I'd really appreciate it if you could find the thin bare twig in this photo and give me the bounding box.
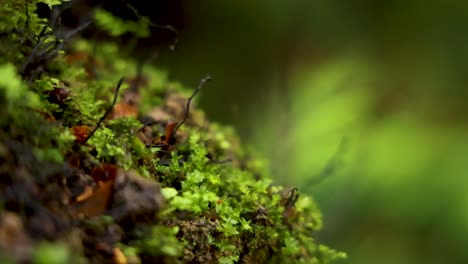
[172,74,212,137]
[132,74,211,140]
[119,0,179,50]
[83,77,126,145]
[21,20,91,77]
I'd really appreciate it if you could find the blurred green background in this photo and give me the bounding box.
[152,1,468,263]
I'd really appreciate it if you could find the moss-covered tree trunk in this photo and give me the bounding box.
[0,1,345,263]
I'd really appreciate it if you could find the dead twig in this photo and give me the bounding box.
[20,21,92,78]
[171,74,211,138]
[119,0,179,50]
[83,77,126,145]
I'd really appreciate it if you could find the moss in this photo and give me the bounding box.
[0,2,346,263]
[33,241,85,264]
[94,8,151,38]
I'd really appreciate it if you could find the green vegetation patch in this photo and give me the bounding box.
[0,1,345,263]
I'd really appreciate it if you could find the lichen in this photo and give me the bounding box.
[0,1,346,263]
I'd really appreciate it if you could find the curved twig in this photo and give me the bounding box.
[172,74,212,137]
[119,0,179,50]
[83,77,126,145]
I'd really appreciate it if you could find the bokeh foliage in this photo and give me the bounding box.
[155,1,468,263]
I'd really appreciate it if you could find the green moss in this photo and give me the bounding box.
[33,242,84,264]
[94,8,151,38]
[132,226,183,258]
[0,2,345,263]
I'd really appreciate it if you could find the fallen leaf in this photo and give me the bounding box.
[71,179,115,219]
[71,168,164,224]
[75,185,94,202]
[113,247,127,264]
[164,121,177,144]
[91,163,119,182]
[70,125,92,144]
[107,103,138,119]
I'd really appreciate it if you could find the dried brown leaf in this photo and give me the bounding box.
[107,103,138,119]
[70,125,92,144]
[71,179,115,219]
[113,247,127,264]
[75,185,94,203]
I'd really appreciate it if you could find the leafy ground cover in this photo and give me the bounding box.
[0,1,345,263]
